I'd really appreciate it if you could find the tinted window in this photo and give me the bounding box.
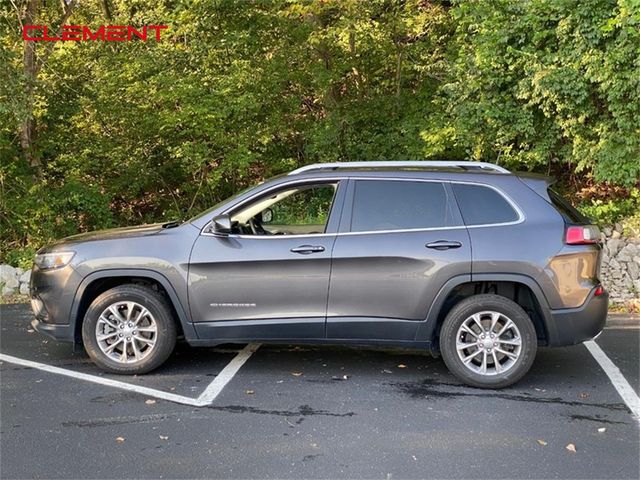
[351,180,451,232]
[548,188,589,224]
[452,183,519,226]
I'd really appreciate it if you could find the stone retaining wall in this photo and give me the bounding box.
[0,265,31,296]
[600,226,640,307]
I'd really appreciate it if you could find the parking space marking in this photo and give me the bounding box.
[196,343,260,404]
[0,353,202,406]
[584,340,640,423]
[0,343,260,407]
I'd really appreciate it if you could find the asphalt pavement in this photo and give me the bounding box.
[1,303,638,479]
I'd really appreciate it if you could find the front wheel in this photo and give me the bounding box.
[82,284,177,374]
[440,294,537,389]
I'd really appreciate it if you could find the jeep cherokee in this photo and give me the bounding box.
[29,161,608,388]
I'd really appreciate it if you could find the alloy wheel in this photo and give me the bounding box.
[95,301,158,364]
[455,311,522,376]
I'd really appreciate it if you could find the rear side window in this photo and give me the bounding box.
[452,183,519,226]
[350,180,453,232]
[547,188,589,224]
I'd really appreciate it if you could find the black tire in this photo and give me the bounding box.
[439,294,537,389]
[82,284,177,374]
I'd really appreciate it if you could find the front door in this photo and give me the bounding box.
[189,180,343,341]
[327,179,472,341]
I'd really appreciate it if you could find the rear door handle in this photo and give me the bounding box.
[290,245,326,254]
[426,240,462,250]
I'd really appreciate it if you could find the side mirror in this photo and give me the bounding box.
[261,208,273,224]
[211,214,232,235]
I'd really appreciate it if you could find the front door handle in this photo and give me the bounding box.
[426,240,462,250]
[290,245,325,254]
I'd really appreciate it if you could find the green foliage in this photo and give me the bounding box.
[1,0,639,264]
[445,0,640,184]
[579,188,639,224]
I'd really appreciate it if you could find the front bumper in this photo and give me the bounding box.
[547,287,609,347]
[31,318,75,342]
[29,263,83,342]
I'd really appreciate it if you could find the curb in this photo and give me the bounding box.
[606,313,640,327]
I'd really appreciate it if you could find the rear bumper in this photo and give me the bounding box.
[546,288,608,347]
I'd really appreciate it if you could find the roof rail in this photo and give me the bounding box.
[288,161,510,175]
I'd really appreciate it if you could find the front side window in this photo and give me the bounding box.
[230,182,337,235]
[350,180,452,232]
[452,183,519,226]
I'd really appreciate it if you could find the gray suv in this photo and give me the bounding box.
[29,161,608,388]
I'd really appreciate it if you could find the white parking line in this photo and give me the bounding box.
[196,343,260,404]
[584,340,640,423]
[0,343,260,407]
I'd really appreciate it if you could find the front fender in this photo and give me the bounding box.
[70,268,198,342]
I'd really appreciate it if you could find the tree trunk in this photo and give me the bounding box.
[18,0,77,177]
[100,0,112,21]
[20,0,40,175]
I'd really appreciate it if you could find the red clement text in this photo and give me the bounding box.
[23,25,168,42]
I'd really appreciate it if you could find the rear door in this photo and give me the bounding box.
[326,178,471,341]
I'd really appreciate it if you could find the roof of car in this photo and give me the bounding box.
[288,161,511,175]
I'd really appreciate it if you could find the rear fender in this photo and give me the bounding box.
[416,273,555,346]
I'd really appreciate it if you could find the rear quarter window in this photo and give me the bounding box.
[452,183,520,226]
[547,188,589,224]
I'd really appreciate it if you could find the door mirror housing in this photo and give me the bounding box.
[210,214,232,235]
[261,208,273,224]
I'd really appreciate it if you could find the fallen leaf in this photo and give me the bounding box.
[566,443,577,453]
[291,372,303,377]
[397,364,407,369]
[597,427,606,433]
[145,399,156,405]
[537,440,548,446]
[245,389,255,395]
[116,437,125,443]
[159,435,169,440]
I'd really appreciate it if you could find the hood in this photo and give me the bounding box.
[41,223,169,251]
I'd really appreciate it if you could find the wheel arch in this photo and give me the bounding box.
[417,273,556,350]
[71,269,197,343]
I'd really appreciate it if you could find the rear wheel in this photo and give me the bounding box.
[82,284,177,374]
[440,294,537,388]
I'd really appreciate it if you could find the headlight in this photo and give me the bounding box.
[34,252,75,270]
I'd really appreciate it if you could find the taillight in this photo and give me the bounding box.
[565,225,600,245]
[594,286,605,296]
